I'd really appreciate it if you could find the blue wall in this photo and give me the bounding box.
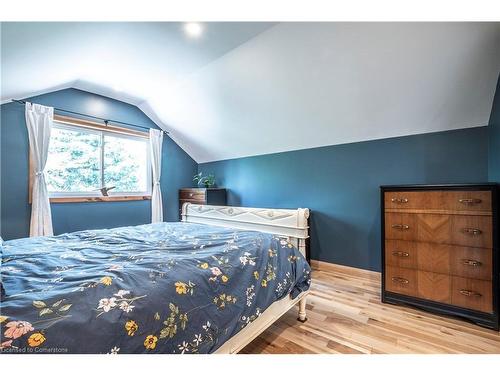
[200,127,489,271]
[1,86,497,272]
[1,88,197,240]
[489,76,500,182]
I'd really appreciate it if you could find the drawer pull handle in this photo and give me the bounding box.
[391,277,409,284]
[189,193,194,197]
[391,224,410,230]
[459,289,482,298]
[392,251,410,258]
[461,228,482,236]
[461,259,482,267]
[391,198,408,204]
[458,198,482,205]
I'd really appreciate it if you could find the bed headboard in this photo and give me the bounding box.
[181,203,310,257]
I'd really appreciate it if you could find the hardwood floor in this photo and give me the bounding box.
[240,262,500,354]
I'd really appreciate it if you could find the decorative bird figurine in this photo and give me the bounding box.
[99,186,116,196]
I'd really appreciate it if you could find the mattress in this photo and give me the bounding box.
[0,222,311,353]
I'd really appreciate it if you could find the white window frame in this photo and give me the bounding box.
[46,120,152,199]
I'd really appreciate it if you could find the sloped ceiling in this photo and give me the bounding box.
[0,22,275,136]
[2,22,500,163]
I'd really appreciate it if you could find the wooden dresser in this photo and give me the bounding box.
[381,184,499,329]
[178,188,227,217]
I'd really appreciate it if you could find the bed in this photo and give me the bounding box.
[0,203,311,354]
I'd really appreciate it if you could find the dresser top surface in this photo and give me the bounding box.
[179,188,226,191]
[381,183,498,191]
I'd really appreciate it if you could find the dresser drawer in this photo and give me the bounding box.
[385,213,492,248]
[385,240,492,280]
[417,271,451,304]
[385,240,419,269]
[385,240,451,274]
[386,266,453,304]
[451,276,493,313]
[179,190,206,201]
[385,190,491,212]
[387,269,493,313]
[387,267,452,304]
[451,215,492,248]
[385,266,417,297]
[450,246,492,281]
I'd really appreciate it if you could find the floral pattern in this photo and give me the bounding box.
[144,335,158,350]
[109,346,120,354]
[245,285,256,307]
[4,321,33,339]
[175,281,195,295]
[125,320,138,336]
[27,333,46,347]
[95,291,146,317]
[158,303,188,340]
[1,222,310,353]
[100,276,113,286]
[213,294,237,310]
[241,308,262,329]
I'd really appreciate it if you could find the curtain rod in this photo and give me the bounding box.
[11,99,169,135]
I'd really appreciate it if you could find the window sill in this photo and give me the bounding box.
[49,195,152,203]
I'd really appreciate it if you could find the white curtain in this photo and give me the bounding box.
[149,129,164,223]
[25,102,54,237]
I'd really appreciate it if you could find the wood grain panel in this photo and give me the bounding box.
[451,277,493,313]
[450,215,492,248]
[387,267,452,304]
[416,213,452,244]
[179,189,207,200]
[450,247,492,281]
[385,208,491,216]
[387,267,494,307]
[385,240,492,280]
[415,242,450,274]
[385,241,451,275]
[384,213,417,241]
[385,212,492,248]
[385,191,492,212]
[385,266,417,297]
[384,240,418,269]
[417,271,451,304]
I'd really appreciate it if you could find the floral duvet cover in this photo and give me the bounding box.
[0,222,311,354]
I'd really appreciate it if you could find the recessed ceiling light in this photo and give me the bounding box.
[184,22,203,38]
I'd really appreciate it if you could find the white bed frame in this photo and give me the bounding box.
[181,203,310,354]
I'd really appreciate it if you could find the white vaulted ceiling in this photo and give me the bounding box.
[1,22,500,162]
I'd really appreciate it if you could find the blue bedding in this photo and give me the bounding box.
[0,222,311,354]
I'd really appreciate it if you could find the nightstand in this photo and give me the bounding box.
[178,188,227,218]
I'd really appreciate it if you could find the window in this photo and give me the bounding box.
[30,115,152,203]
